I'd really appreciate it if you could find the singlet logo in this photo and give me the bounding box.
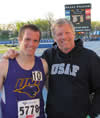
[51,63,79,77]
[14,71,43,98]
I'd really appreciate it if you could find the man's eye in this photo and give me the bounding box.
[57,33,62,36]
[65,32,71,35]
[33,40,39,43]
[25,38,30,41]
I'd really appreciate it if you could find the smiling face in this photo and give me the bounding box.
[54,24,75,54]
[18,28,40,56]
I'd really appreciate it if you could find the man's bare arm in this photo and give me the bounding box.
[41,58,49,90]
[0,59,8,89]
[41,58,48,76]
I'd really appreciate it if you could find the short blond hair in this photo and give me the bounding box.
[51,18,75,38]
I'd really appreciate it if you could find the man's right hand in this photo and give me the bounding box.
[2,49,19,59]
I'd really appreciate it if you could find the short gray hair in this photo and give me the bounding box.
[51,18,75,37]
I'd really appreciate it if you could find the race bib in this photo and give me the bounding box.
[32,71,43,81]
[18,99,40,118]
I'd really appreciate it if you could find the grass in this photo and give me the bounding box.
[0,44,19,54]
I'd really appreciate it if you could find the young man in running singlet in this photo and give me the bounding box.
[0,24,48,118]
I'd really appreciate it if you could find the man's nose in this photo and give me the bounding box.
[29,40,35,46]
[62,33,66,40]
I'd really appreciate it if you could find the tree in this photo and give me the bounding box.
[45,12,55,38]
[15,22,26,32]
[91,21,100,31]
[33,19,50,39]
[33,19,49,31]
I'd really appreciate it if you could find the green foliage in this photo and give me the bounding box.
[16,22,26,32]
[0,44,19,54]
[91,21,100,31]
[15,19,52,39]
[0,30,9,40]
[26,20,34,24]
[33,19,49,31]
[15,19,50,33]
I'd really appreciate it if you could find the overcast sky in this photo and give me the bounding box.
[0,0,99,24]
